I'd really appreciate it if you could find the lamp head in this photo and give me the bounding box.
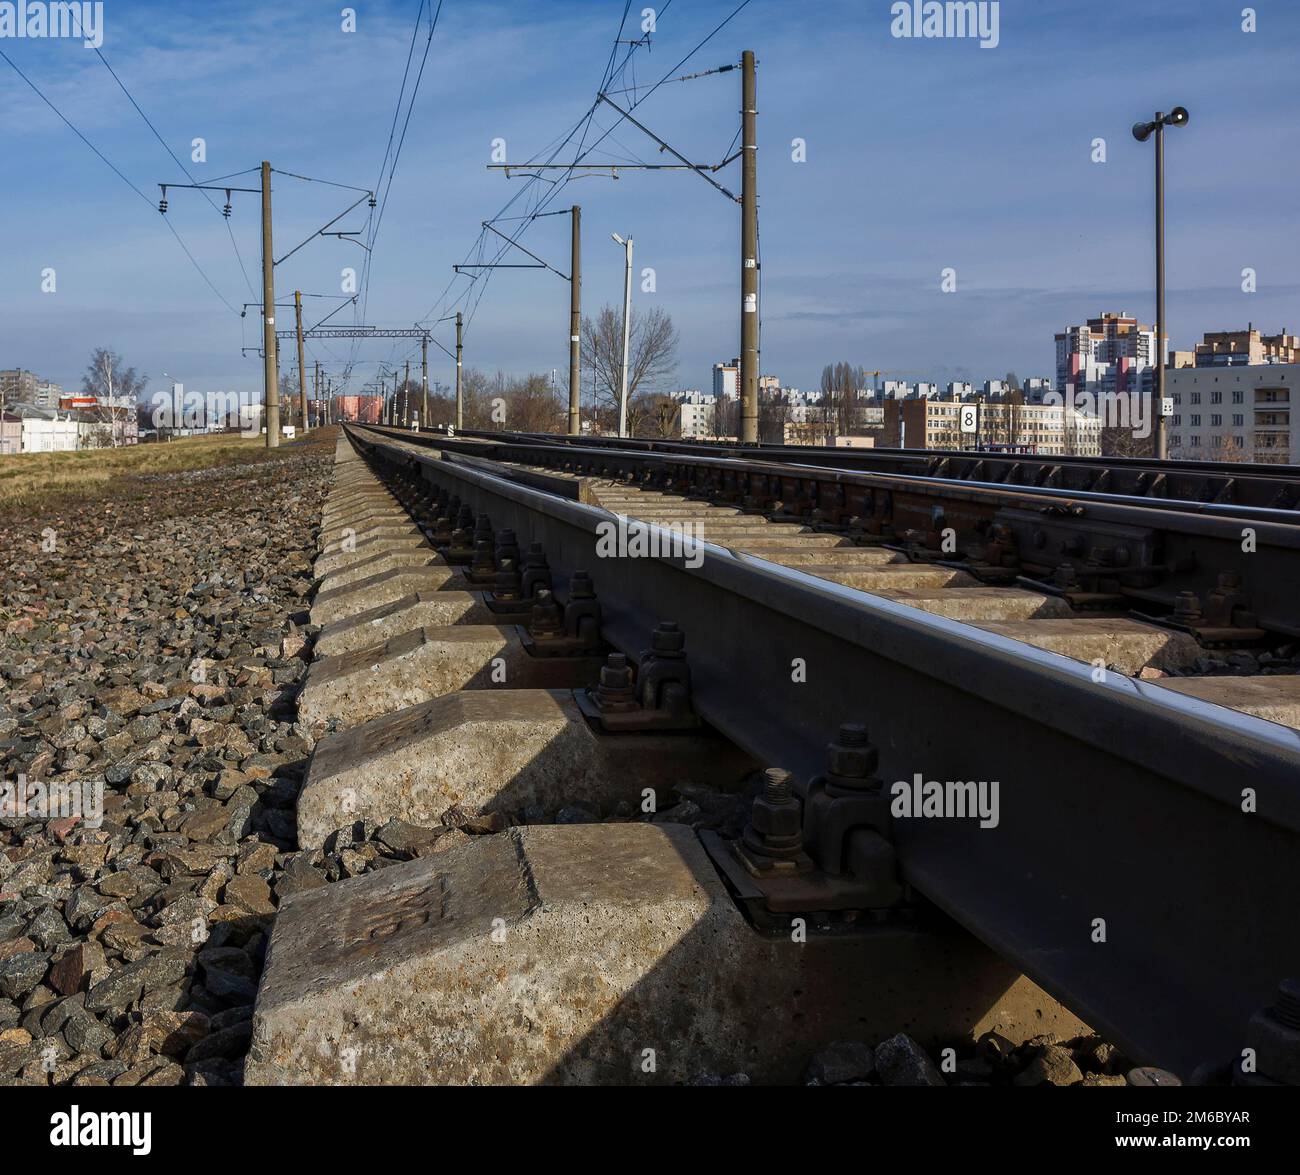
[611,233,626,246]
[1168,105,1189,127]
[1132,120,1154,143]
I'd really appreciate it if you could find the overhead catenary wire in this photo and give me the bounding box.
[0,46,242,317]
[444,0,753,350]
[93,46,258,300]
[356,0,446,362]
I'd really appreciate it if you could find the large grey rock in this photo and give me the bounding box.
[0,951,49,999]
[875,1033,946,1087]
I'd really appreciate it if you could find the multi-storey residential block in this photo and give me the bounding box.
[35,381,64,408]
[712,360,739,398]
[1193,325,1300,367]
[882,398,1101,455]
[677,392,718,438]
[0,368,39,406]
[1055,312,1158,400]
[1166,363,1296,463]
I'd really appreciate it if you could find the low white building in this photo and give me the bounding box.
[18,407,79,452]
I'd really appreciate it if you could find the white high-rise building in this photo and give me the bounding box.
[712,360,739,399]
[1055,312,1158,400]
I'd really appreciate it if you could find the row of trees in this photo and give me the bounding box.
[379,303,682,437]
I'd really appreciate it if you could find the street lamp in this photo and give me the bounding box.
[611,232,633,437]
[1133,105,1189,461]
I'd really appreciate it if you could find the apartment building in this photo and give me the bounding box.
[35,381,64,408]
[882,398,1102,455]
[0,368,38,405]
[1055,312,1158,400]
[712,360,739,398]
[1192,325,1300,368]
[676,392,717,438]
[1166,363,1296,463]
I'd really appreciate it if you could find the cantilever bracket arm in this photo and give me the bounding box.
[479,220,571,281]
[596,92,739,202]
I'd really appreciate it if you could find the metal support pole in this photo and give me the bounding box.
[740,50,759,445]
[618,236,633,437]
[404,360,411,427]
[455,312,463,431]
[294,290,307,433]
[421,335,429,430]
[1154,119,1168,461]
[261,161,279,447]
[569,204,582,435]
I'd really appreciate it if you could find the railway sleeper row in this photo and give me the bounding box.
[244,433,1112,1086]
[245,431,1300,1086]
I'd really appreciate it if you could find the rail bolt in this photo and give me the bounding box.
[743,768,804,859]
[1173,591,1202,623]
[826,723,878,783]
[594,653,638,712]
[648,620,686,657]
[529,590,564,637]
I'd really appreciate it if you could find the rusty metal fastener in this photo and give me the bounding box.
[594,653,638,713]
[742,768,805,862]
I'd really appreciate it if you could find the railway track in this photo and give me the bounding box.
[245,426,1300,1086]
[445,425,1300,511]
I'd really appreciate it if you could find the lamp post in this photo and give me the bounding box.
[611,232,633,437]
[1133,106,1189,461]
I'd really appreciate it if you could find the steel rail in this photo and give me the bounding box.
[365,424,1300,636]
[346,424,1300,1081]
[369,424,1300,526]
[440,425,1300,511]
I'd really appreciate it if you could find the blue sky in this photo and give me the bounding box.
[1,0,1297,402]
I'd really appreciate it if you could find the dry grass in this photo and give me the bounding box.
[0,430,333,510]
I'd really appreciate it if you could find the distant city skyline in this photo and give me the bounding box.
[2,0,1297,402]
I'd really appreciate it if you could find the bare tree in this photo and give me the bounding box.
[82,348,147,446]
[635,392,680,439]
[458,368,495,430]
[758,388,793,443]
[1213,434,1252,463]
[503,373,565,434]
[819,361,863,438]
[1100,426,1155,458]
[581,305,677,434]
[277,371,304,431]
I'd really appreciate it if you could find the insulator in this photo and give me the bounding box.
[223,189,232,218]
[158,199,168,213]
